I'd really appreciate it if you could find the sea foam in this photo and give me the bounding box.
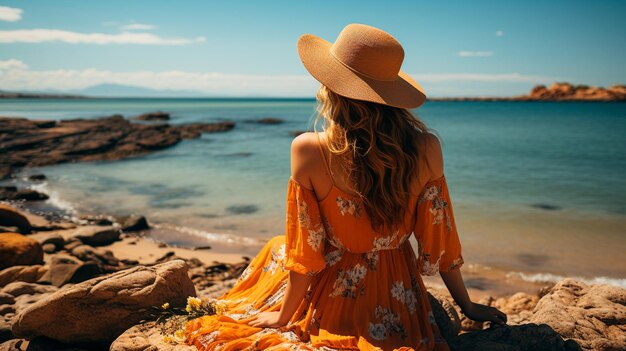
[506,271,626,289]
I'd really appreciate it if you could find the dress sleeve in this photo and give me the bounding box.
[414,175,464,276]
[284,177,327,275]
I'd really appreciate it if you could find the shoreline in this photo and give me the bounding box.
[0,175,598,301]
[6,165,625,298]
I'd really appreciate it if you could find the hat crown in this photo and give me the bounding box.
[329,24,404,81]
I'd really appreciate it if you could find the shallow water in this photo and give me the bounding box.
[2,98,625,289]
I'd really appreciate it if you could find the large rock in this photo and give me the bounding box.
[11,260,196,344]
[530,279,626,351]
[0,233,43,270]
[37,254,101,287]
[70,226,120,246]
[1,282,57,297]
[0,265,47,287]
[0,205,32,234]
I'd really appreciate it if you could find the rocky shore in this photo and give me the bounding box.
[430,82,626,102]
[0,113,236,180]
[1,114,625,350]
[0,201,624,350]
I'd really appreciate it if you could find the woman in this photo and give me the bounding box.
[185,23,507,351]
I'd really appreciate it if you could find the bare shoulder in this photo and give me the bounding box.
[290,131,320,156]
[419,131,444,180]
[290,132,321,187]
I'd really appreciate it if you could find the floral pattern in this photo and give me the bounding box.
[262,243,285,274]
[418,184,452,231]
[336,196,362,217]
[390,281,417,313]
[367,305,407,341]
[329,263,368,298]
[297,199,326,252]
[324,249,343,267]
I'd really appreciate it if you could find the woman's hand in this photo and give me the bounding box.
[463,302,508,326]
[247,311,289,328]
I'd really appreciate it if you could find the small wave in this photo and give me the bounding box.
[506,271,626,289]
[28,182,78,216]
[153,223,262,247]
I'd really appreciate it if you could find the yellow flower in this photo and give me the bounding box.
[175,329,186,341]
[214,300,227,315]
[161,302,170,310]
[162,335,176,344]
[186,296,202,313]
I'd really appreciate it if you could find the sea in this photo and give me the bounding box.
[1,98,625,293]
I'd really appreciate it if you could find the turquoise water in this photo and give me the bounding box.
[2,99,625,284]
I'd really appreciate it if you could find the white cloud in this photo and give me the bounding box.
[0,59,27,70]
[458,51,494,57]
[120,23,157,31]
[0,60,560,96]
[0,29,204,45]
[496,30,504,37]
[0,6,22,22]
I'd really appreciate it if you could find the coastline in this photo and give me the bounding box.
[2,113,625,296]
[1,112,625,349]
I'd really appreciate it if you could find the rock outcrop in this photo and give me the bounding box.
[527,83,626,101]
[529,279,626,350]
[429,82,626,102]
[11,260,196,344]
[0,115,236,179]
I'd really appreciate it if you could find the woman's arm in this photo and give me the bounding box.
[440,268,508,325]
[248,270,312,328]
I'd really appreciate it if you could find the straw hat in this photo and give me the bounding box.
[297,23,426,109]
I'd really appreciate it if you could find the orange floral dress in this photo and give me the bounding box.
[185,140,464,351]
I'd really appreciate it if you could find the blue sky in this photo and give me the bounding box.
[0,0,624,97]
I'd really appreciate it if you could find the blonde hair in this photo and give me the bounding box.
[313,85,433,234]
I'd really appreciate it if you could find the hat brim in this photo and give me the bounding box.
[297,34,427,109]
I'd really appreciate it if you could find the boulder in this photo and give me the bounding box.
[0,234,43,270]
[0,266,47,287]
[37,254,101,287]
[0,188,49,202]
[257,117,284,124]
[28,233,65,250]
[1,282,57,297]
[115,214,150,232]
[530,278,626,350]
[132,111,170,121]
[70,226,120,246]
[70,245,120,267]
[11,260,196,344]
[0,205,32,234]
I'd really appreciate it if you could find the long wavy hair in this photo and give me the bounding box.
[313,85,434,234]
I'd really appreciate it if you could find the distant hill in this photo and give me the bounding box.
[73,83,207,98]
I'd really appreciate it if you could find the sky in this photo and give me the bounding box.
[0,0,625,97]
